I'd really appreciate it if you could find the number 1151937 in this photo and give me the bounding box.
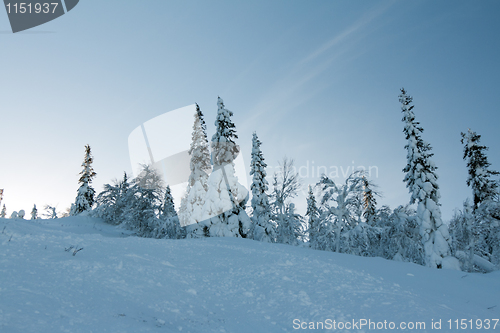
[448,319,498,330]
[5,3,59,14]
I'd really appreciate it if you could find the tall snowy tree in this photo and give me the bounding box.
[249,132,275,242]
[180,104,211,237]
[1,204,6,218]
[400,88,454,269]
[201,97,251,238]
[30,204,38,220]
[70,144,97,215]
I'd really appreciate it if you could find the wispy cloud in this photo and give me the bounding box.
[245,1,396,130]
[300,1,396,66]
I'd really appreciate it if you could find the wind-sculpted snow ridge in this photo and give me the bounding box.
[1,217,499,332]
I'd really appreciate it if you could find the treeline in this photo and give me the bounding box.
[65,92,498,273]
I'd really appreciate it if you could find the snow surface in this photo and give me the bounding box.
[1,217,499,333]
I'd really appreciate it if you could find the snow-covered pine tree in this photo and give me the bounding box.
[122,184,160,237]
[70,144,97,216]
[94,182,121,223]
[336,176,382,257]
[400,88,454,269]
[116,172,132,223]
[180,104,211,238]
[201,97,251,238]
[276,203,305,245]
[157,185,184,239]
[30,204,38,220]
[123,165,164,236]
[383,205,424,264]
[362,177,377,225]
[249,132,275,242]
[318,172,363,253]
[134,164,165,191]
[1,204,6,218]
[449,199,476,270]
[94,172,132,225]
[271,157,301,242]
[306,185,321,249]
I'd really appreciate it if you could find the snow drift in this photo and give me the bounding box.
[1,217,499,332]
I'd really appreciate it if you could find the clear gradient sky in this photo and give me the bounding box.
[1,0,499,220]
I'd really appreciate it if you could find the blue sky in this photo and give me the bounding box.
[1,0,499,220]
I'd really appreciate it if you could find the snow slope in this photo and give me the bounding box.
[1,217,499,333]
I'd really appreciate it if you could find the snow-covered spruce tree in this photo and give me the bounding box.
[180,104,211,238]
[400,88,454,269]
[30,204,38,220]
[249,132,275,242]
[156,185,185,239]
[461,129,499,210]
[1,204,6,218]
[362,177,378,225]
[201,97,251,238]
[306,185,321,250]
[70,144,97,215]
[460,129,500,270]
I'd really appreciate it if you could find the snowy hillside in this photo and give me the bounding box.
[1,217,499,333]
